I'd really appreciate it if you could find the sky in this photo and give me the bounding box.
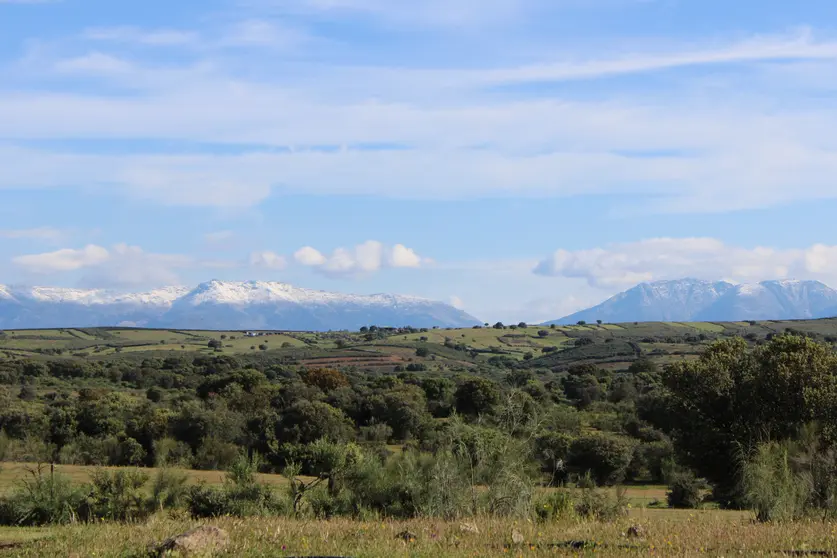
[3,0,837,323]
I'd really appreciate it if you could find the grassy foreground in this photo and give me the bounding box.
[4,512,837,557]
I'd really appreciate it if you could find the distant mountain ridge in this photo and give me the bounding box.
[547,279,837,325]
[0,280,481,331]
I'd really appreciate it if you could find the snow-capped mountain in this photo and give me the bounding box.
[0,280,481,331]
[546,279,837,325]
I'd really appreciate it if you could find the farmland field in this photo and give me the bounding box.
[3,318,837,372]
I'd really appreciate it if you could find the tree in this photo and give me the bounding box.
[302,368,350,392]
[596,320,603,325]
[454,377,500,416]
[537,330,550,338]
[275,400,354,445]
[415,347,430,358]
[518,322,527,328]
[569,433,636,485]
[577,321,587,326]
[562,374,605,408]
[493,322,505,330]
[207,339,222,349]
[644,335,837,508]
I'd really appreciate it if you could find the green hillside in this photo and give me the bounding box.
[3,318,837,373]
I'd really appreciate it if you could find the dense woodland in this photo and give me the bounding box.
[3,326,837,524]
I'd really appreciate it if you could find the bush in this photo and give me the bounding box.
[86,468,150,522]
[0,465,87,526]
[573,474,629,521]
[666,473,703,509]
[149,468,189,512]
[741,441,810,522]
[188,453,289,518]
[533,490,573,522]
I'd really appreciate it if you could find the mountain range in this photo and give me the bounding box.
[549,279,837,325]
[0,280,481,331]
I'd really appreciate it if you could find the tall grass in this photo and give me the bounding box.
[741,440,815,522]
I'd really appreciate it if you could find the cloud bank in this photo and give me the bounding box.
[535,238,837,288]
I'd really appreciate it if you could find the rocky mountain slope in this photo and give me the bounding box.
[0,280,481,331]
[548,279,837,325]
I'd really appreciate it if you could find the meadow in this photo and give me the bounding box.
[10,512,834,557]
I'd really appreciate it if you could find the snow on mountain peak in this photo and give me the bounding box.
[549,277,837,324]
[736,283,767,296]
[183,280,430,307]
[9,285,190,306]
[0,281,478,330]
[0,285,14,301]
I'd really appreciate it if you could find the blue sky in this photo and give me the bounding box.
[3,0,837,323]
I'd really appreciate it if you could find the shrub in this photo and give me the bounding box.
[149,468,189,512]
[0,465,87,526]
[741,441,811,522]
[534,490,574,522]
[193,436,240,470]
[86,468,150,522]
[573,474,629,521]
[666,473,704,509]
[188,454,289,518]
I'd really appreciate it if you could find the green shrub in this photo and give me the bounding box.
[85,468,150,522]
[573,473,628,521]
[149,468,189,512]
[666,473,704,509]
[0,465,87,526]
[187,453,289,518]
[534,490,574,522]
[742,441,811,522]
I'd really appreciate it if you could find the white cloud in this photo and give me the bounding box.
[0,227,65,241]
[449,295,464,309]
[5,35,837,211]
[4,15,837,216]
[535,238,837,288]
[389,244,422,268]
[294,241,425,277]
[249,250,287,269]
[13,244,110,273]
[251,0,527,27]
[54,52,134,74]
[83,26,198,46]
[11,243,198,288]
[219,19,312,49]
[293,246,327,266]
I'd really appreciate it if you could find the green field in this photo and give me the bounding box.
[4,318,837,373]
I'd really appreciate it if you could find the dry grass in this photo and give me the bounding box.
[8,511,837,557]
[0,462,296,496]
